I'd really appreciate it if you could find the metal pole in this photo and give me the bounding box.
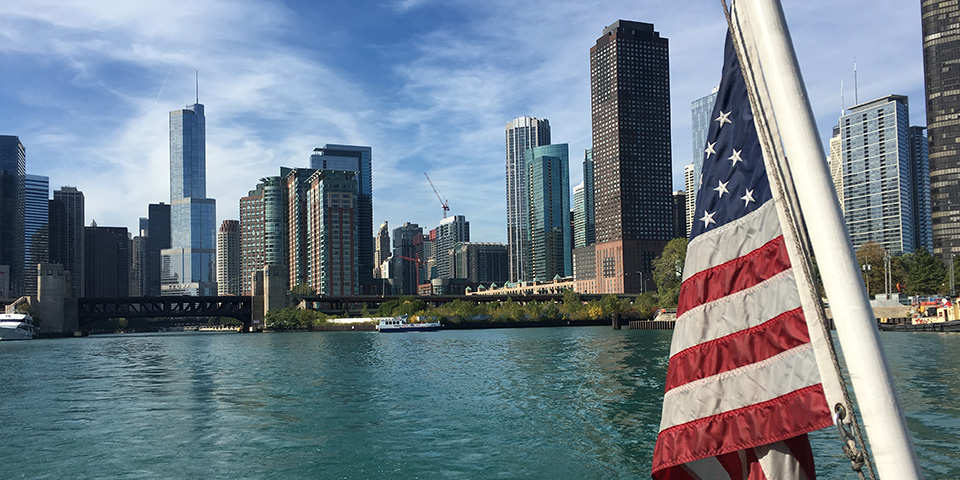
[729,1,921,478]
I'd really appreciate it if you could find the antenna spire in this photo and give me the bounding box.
[853,57,858,105]
[195,70,199,104]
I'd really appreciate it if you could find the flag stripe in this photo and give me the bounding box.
[652,384,832,472]
[665,307,809,391]
[683,201,782,282]
[660,344,821,430]
[670,269,802,356]
[677,235,791,315]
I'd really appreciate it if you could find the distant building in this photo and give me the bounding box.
[922,1,960,259]
[582,148,595,247]
[145,203,170,296]
[590,20,672,293]
[573,182,586,249]
[433,215,469,279]
[240,174,287,295]
[84,223,129,297]
[306,170,359,295]
[162,101,217,296]
[286,168,317,291]
[836,95,916,254]
[690,86,719,217]
[450,242,509,285]
[391,222,423,295]
[909,126,933,253]
[525,143,571,281]
[310,145,374,293]
[130,218,147,297]
[374,221,390,279]
[672,190,687,239]
[217,220,241,295]
[505,116,551,283]
[828,125,844,210]
[24,174,49,296]
[683,164,695,237]
[0,136,25,297]
[53,186,84,297]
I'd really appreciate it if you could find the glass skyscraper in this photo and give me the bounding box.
[52,186,84,297]
[162,102,217,296]
[0,135,25,297]
[837,95,915,254]
[909,126,933,253]
[525,143,571,281]
[689,87,719,235]
[24,174,49,296]
[505,116,550,283]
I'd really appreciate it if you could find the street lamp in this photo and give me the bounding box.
[862,263,872,296]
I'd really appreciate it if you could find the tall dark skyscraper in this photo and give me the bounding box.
[0,135,26,298]
[922,1,960,260]
[163,101,217,295]
[505,117,550,283]
[53,186,84,297]
[146,203,171,296]
[590,20,672,294]
[84,224,129,297]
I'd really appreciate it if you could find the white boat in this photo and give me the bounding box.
[375,315,441,333]
[0,313,37,341]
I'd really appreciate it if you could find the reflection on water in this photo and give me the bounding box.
[0,328,957,478]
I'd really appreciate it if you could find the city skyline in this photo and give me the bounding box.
[0,1,925,243]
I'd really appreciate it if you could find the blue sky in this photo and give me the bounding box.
[0,0,924,243]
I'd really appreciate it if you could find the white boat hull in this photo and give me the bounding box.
[0,314,36,340]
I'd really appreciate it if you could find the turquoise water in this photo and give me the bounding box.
[0,327,957,479]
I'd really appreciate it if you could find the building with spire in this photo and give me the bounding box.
[161,95,217,296]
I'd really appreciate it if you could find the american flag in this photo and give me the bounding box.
[651,35,833,479]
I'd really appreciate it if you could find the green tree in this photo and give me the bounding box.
[632,292,658,320]
[653,238,687,308]
[904,248,947,295]
[855,242,887,296]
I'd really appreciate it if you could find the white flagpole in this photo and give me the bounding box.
[728,1,922,478]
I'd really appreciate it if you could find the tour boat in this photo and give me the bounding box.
[0,313,37,340]
[375,315,441,333]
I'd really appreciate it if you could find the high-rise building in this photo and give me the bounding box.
[240,173,287,296]
[450,242,509,285]
[590,20,672,293]
[525,144,571,281]
[836,95,916,254]
[217,220,241,295]
[573,182,587,249]
[24,174,49,296]
[130,220,146,297]
[505,116,551,283]
[683,163,695,237]
[922,0,960,260]
[286,168,318,290]
[144,203,170,297]
[910,126,933,253]
[374,221,390,279]
[84,223,129,297]
[672,191,687,239]
[582,149,596,247]
[306,170,359,295]
[691,87,720,196]
[391,222,423,295]
[162,101,217,296]
[829,125,844,210]
[53,186,84,297]
[310,145,374,293]
[0,136,25,297]
[433,215,469,279]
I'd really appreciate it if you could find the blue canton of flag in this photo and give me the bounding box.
[689,35,772,241]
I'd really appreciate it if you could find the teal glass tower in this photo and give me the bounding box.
[162,101,217,296]
[524,143,571,281]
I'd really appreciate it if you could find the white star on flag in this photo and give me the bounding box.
[705,142,717,158]
[729,149,743,167]
[699,210,716,227]
[741,188,755,207]
[715,110,732,128]
[713,180,729,198]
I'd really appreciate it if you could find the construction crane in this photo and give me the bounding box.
[424,172,450,218]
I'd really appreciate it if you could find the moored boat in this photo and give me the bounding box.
[375,315,441,333]
[0,313,37,340]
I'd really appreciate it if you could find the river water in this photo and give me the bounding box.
[1,327,957,479]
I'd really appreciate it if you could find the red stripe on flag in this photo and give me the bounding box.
[652,384,832,475]
[664,308,810,391]
[677,235,791,316]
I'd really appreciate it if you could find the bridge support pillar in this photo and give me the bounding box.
[251,271,265,328]
[36,263,77,334]
[264,265,288,315]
